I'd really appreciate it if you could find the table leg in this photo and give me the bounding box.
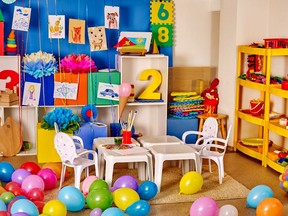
[105,159,114,187]
[154,156,164,193]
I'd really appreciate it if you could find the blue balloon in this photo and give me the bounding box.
[137,181,158,200]
[246,185,274,208]
[0,162,15,182]
[102,207,125,216]
[0,199,6,211]
[125,200,151,216]
[58,186,85,212]
[10,199,39,216]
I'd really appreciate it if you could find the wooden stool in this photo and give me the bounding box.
[197,113,228,139]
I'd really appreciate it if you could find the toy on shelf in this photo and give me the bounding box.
[249,98,264,117]
[279,165,288,193]
[5,30,17,55]
[201,78,219,114]
[0,9,4,56]
[263,38,288,48]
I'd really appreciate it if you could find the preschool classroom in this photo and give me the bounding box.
[0,0,288,215]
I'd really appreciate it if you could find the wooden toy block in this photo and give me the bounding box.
[0,92,18,106]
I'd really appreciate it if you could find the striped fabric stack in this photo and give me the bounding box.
[168,92,204,119]
[5,30,17,55]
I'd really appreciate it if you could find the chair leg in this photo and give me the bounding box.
[59,165,66,190]
[74,167,84,189]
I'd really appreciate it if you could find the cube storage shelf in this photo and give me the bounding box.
[234,45,288,173]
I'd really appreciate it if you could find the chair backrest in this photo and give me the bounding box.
[54,122,59,133]
[202,117,218,138]
[54,132,78,164]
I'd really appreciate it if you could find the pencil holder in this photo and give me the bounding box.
[122,130,132,144]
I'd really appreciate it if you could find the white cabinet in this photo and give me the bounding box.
[116,55,168,136]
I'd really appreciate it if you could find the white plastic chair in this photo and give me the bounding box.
[198,125,232,184]
[54,132,99,189]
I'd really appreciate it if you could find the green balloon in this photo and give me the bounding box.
[86,188,113,211]
[89,179,109,192]
[0,181,2,186]
[0,191,15,204]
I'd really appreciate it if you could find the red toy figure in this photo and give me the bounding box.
[201,78,219,114]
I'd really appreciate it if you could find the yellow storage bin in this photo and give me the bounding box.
[37,123,61,163]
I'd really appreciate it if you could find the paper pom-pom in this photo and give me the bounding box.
[22,51,58,79]
[81,104,98,122]
[41,108,81,133]
[60,54,98,73]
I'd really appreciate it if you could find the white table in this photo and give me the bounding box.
[149,144,200,192]
[137,135,183,148]
[93,137,153,187]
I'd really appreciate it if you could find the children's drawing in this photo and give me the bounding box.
[88,26,107,51]
[68,19,85,44]
[48,15,65,39]
[53,82,78,100]
[12,6,31,31]
[22,82,41,106]
[104,6,119,29]
[97,82,119,101]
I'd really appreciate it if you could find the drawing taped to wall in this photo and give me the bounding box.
[12,6,31,31]
[68,19,85,44]
[48,15,65,39]
[22,82,41,106]
[53,81,78,100]
[88,26,107,51]
[105,6,119,29]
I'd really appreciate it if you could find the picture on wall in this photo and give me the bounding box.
[97,82,119,101]
[48,15,65,39]
[22,82,41,106]
[68,19,85,44]
[53,81,78,100]
[11,6,31,31]
[104,6,119,29]
[88,26,108,51]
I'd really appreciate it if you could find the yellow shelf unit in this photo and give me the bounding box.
[234,45,288,173]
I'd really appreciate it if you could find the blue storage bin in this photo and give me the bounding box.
[167,117,199,144]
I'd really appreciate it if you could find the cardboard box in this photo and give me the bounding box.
[168,67,217,102]
[37,123,61,163]
[54,72,88,105]
[88,71,120,105]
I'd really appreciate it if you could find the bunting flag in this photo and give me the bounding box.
[150,0,174,47]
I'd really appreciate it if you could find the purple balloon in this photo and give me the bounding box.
[90,207,102,216]
[190,197,219,216]
[12,213,30,216]
[113,175,138,191]
[12,169,31,185]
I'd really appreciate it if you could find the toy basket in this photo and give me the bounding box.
[249,100,264,117]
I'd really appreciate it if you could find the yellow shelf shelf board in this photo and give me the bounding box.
[266,157,285,173]
[236,142,263,161]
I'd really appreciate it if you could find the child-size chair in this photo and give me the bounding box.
[198,125,232,184]
[54,132,99,189]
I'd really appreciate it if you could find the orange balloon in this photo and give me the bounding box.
[0,186,7,195]
[256,197,283,216]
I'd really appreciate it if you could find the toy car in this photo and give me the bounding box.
[100,89,119,98]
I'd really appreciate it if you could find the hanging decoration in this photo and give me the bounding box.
[150,0,174,47]
[12,6,31,32]
[88,26,108,51]
[104,6,120,29]
[68,19,86,44]
[60,54,97,73]
[81,104,98,122]
[48,15,65,39]
[22,51,58,79]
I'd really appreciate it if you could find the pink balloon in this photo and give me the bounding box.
[190,197,219,216]
[82,175,98,196]
[37,168,57,190]
[119,82,132,97]
[21,175,45,193]
[12,169,31,185]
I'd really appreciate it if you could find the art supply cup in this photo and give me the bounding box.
[122,130,132,144]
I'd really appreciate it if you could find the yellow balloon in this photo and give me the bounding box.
[179,171,203,195]
[43,199,67,216]
[113,188,140,211]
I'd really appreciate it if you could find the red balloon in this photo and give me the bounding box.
[27,188,45,202]
[20,162,41,175]
[0,211,10,216]
[4,182,21,192]
[33,200,45,214]
[10,187,26,197]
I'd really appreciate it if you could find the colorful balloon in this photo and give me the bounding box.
[82,175,98,195]
[119,82,132,97]
[58,186,85,212]
[102,207,124,216]
[113,175,138,191]
[86,188,113,211]
[89,207,102,216]
[42,200,67,216]
[11,169,31,185]
[89,179,109,192]
[218,204,238,216]
[113,188,140,211]
[0,191,15,204]
[26,188,45,202]
[21,175,45,193]
[137,181,158,200]
[0,199,6,211]
[179,171,203,195]
[10,199,39,216]
[20,162,41,175]
[125,199,151,216]
[37,168,57,190]
[0,162,15,182]
[246,185,274,209]
[256,197,283,216]
[190,197,218,216]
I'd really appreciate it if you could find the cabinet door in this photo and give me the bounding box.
[117,55,168,135]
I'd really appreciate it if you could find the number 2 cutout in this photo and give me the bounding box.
[138,69,162,100]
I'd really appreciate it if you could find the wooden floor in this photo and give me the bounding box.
[1,151,288,215]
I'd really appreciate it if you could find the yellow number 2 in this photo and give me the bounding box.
[138,69,162,100]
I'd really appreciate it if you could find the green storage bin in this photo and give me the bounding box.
[88,71,121,105]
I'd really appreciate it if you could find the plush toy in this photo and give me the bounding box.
[201,78,219,114]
